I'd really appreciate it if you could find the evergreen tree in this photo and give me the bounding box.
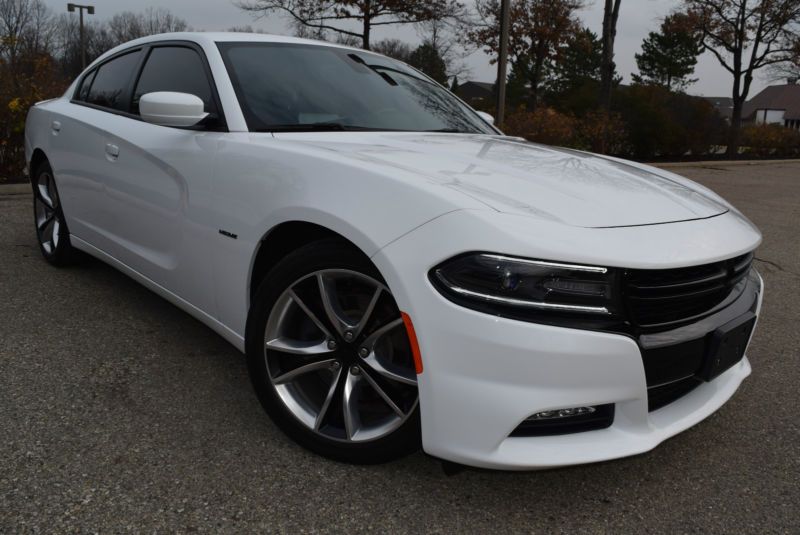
[633,13,702,91]
[505,59,531,109]
[408,42,448,84]
[547,28,602,95]
[546,28,620,117]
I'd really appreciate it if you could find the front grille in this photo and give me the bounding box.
[624,253,753,330]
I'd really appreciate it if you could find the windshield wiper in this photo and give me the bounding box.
[424,128,467,133]
[346,53,439,88]
[259,123,383,133]
[347,54,398,86]
[260,123,346,132]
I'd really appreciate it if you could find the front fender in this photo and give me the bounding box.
[209,133,486,341]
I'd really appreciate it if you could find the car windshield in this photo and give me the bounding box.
[217,42,496,134]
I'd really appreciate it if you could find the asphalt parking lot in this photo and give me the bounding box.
[1,162,799,533]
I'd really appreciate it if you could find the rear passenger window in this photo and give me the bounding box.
[76,70,96,101]
[86,50,141,111]
[133,47,216,114]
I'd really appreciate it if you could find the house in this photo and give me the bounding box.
[742,83,800,130]
[456,81,495,107]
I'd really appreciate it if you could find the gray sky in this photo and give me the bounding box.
[44,0,774,97]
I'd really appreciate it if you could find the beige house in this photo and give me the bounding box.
[742,83,800,130]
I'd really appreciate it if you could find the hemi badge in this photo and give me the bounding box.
[219,229,238,239]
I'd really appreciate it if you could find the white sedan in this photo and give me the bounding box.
[25,33,763,470]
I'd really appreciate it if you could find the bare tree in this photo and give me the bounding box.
[769,33,800,80]
[227,24,267,33]
[685,0,800,155]
[599,0,622,111]
[417,8,471,79]
[0,0,58,90]
[1,0,67,177]
[16,0,56,57]
[107,7,188,44]
[236,0,463,50]
[140,7,188,35]
[1,0,44,66]
[54,14,113,76]
[291,17,329,40]
[52,8,187,78]
[371,38,413,60]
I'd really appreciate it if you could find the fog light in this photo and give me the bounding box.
[510,404,615,437]
[527,406,597,421]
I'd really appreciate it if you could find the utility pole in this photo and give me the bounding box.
[67,3,95,70]
[495,0,511,129]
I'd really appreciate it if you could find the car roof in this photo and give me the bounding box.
[93,32,366,66]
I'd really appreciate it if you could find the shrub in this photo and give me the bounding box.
[0,54,69,181]
[575,110,628,154]
[612,84,726,159]
[740,124,800,158]
[503,107,578,147]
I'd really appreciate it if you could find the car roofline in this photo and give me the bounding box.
[89,32,378,71]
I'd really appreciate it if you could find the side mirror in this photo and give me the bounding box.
[476,111,495,125]
[139,92,208,127]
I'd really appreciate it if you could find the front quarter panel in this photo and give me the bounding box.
[210,133,489,337]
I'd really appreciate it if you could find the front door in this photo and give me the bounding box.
[98,45,225,314]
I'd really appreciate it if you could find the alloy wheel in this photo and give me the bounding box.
[264,269,419,443]
[33,170,62,255]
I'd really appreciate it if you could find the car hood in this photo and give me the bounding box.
[270,132,728,228]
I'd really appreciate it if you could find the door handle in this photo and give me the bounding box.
[51,121,61,134]
[105,143,120,160]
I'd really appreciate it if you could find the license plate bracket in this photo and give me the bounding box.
[699,312,756,381]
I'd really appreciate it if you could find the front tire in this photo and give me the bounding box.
[32,161,76,266]
[246,239,421,464]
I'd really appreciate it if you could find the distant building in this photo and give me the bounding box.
[742,83,800,130]
[456,81,494,107]
[701,97,734,121]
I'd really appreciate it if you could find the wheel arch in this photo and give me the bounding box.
[244,219,384,349]
[248,220,370,304]
[29,148,49,184]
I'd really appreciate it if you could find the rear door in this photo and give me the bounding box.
[48,49,144,250]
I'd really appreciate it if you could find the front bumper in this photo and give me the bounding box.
[373,210,763,470]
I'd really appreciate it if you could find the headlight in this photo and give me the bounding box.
[430,253,623,328]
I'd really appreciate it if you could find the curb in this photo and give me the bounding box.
[654,159,800,169]
[0,183,31,195]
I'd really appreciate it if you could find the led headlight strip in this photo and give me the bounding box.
[435,274,612,314]
[432,253,616,317]
[479,254,609,274]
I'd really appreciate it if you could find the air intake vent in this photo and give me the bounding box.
[648,377,703,412]
[625,253,753,330]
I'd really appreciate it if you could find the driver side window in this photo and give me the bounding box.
[133,46,217,118]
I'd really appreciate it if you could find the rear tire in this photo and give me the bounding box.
[32,160,77,266]
[246,239,421,464]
